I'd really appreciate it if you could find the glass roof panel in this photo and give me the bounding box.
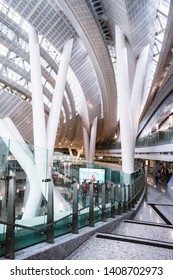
[0,22,15,40]
[140,0,171,113]
[0,0,81,120]
[64,90,72,115]
[0,43,8,56]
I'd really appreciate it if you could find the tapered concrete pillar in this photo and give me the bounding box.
[29,27,70,213]
[115,25,134,175]
[47,39,73,163]
[68,148,73,157]
[82,126,90,161]
[131,45,150,142]
[89,116,98,163]
[3,117,34,161]
[0,119,42,218]
[28,26,47,197]
[28,26,47,151]
[76,149,83,160]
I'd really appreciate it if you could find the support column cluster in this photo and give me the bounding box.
[115,25,149,177]
[0,27,73,218]
[83,116,98,164]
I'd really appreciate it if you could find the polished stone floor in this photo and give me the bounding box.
[67,177,173,260]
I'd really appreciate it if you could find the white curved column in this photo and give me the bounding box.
[3,117,34,161]
[68,148,74,158]
[77,149,83,160]
[115,25,134,174]
[82,126,90,161]
[89,116,98,163]
[0,119,42,218]
[131,45,150,141]
[1,120,70,216]
[29,26,48,199]
[29,28,71,213]
[47,39,73,163]
[28,26,47,151]
[46,39,73,212]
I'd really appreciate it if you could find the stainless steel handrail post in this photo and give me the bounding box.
[44,179,54,244]
[72,182,78,234]
[3,172,16,259]
[89,183,94,227]
[102,183,106,222]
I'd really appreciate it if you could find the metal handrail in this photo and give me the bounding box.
[0,175,145,259]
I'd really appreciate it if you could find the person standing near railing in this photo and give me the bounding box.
[152,162,159,187]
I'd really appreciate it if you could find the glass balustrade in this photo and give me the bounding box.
[135,127,173,147]
[0,136,146,259]
[96,127,173,151]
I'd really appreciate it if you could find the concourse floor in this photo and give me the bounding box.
[67,177,173,260]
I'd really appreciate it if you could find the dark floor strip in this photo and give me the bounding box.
[147,203,173,207]
[123,219,173,229]
[96,233,173,250]
[148,204,172,225]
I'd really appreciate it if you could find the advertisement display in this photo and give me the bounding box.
[79,168,105,183]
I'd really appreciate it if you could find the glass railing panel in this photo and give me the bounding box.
[78,182,90,209]
[0,137,51,254]
[77,169,91,229]
[0,137,10,257]
[11,140,49,252]
[105,184,111,218]
[96,127,173,150]
[14,225,46,251]
[0,135,146,258]
[54,215,73,237]
[93,182,102,222]
[114,184,120,214]
[78,211,89,229]
[135,127,173,147]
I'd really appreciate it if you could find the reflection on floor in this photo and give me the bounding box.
[67,176,173,260]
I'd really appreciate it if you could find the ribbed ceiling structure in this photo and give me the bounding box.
[0,0,172,152]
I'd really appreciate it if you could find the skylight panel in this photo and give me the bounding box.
[64,90,72,115]
[0,43,8,56]
[140,0,171,114]
[40,56,49,68]
[45,81,53,93]
[0,0,80,122]
[43,95,51,109]
[50,69,57,80]
[0,0,8,14]
[17,37,29,52]
[7,6,21,24]
[42,76,46,85]
[0,23,15,40]
[159,0,170,16]
[8,51,30,71]
[61,106,66,123]
[3,67,21,81]
[20,19,30,32]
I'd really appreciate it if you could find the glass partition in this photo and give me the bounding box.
[0,136,146,259]
[96,127,173,151]
[135,127,173,147]
[0,137,10,257]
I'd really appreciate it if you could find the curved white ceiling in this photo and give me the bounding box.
[0,0,173,151]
